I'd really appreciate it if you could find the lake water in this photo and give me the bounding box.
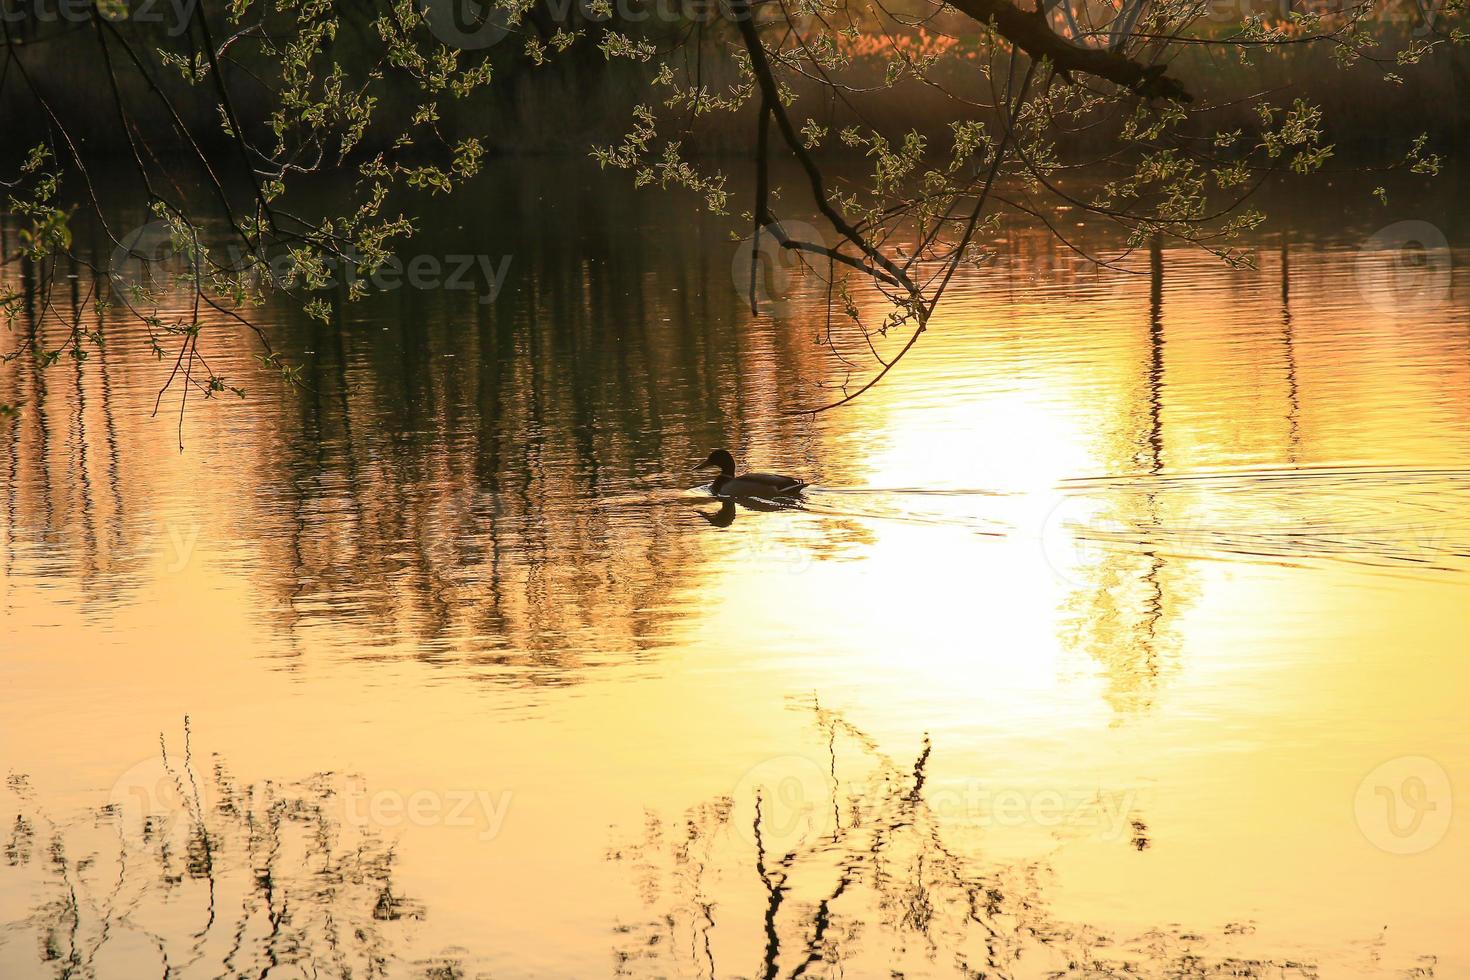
[2,165,1468,978]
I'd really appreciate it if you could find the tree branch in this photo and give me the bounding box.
[947,0,1193,102]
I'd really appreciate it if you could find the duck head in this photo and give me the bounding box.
[694,448,736,477]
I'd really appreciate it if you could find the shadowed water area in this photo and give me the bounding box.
[2,164,1468,977]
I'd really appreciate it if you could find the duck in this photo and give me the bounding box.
[694,448,807,499]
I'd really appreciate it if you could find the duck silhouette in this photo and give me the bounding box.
[694,448,807,499]
[698,499,739,527]
[697,494,802,527]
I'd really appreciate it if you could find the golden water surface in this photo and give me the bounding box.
[2,169,1468,977]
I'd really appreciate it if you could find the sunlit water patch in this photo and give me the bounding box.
[1048,464,1470,576]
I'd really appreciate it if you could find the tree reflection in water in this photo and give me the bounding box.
[1,710,1436,978]
[1,722,464,979]
[608,699,1327,979]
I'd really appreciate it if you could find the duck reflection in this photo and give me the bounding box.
[699,498,739,528]
[696,496,803,528]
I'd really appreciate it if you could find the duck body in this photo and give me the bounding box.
[711,471,808,498]
[696,449,807,499]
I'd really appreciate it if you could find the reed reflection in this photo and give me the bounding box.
[1,722,464,979]
[609,700,1326,978]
